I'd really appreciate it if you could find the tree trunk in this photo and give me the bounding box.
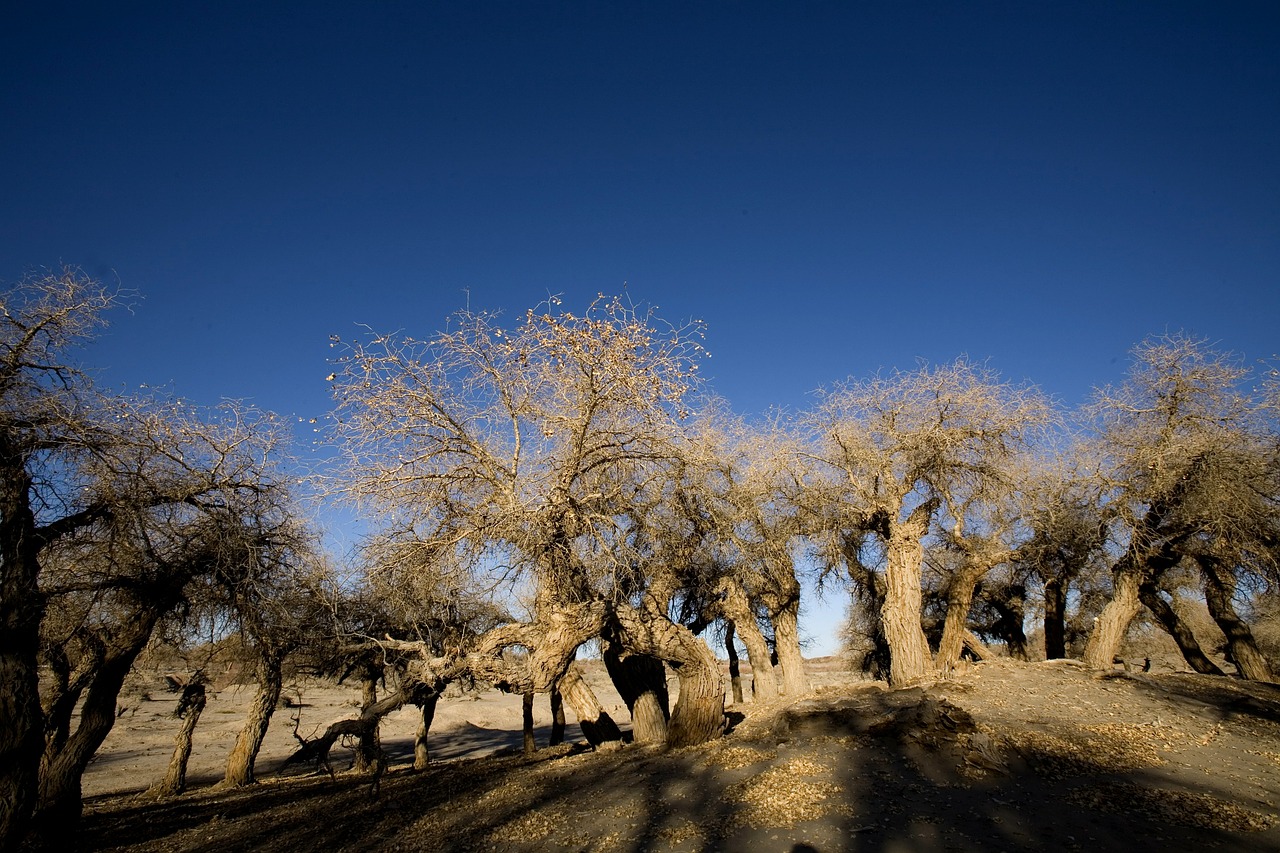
[0,470,42,853]
[771,598,810,695]
[1043,577,1068,660]
[522,692,536,755]
[353,676,381,773]
[963,630,993,661]
[36,621,155,829]
[715,577,777,700]
[147,683,206,798]
[549,689,565,746]
[1138,583,1225,675]
[612,602,725,748]
[936,563,987,675]
[1084,557,1145,670]
[1201,556,1274,682]
[414,694,438,770]
[556,664,623,747]
[882,525,935,685]
[602,642,669,745]
[223,649,284,787]
[725,622,745,705]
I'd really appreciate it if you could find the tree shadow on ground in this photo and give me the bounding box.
[77,685,1280,853]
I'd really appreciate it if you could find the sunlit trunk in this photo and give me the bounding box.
[1138,583,1224,675]
[603,643,669,745]
[1201,556,1273,682]
[148,683,207,798]
[715,578,777,699]
[556,665,623,746]
[223,649,284,786]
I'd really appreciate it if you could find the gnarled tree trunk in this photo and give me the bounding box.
[715,578,777,700]
[612,602,724,747]
[1200,556,1274,682]
[147,682,207,798]
[413,694,438,770]
[556,664,623,747]
[935,562,988,675]
[725,622,745,704]
[1084,557,1145,670]
[1138,583,1224,675]
[1043,577,1068,660]
[223,648,284,786]
[882,520,935,685]
[549,689,565,746]
[770,596,810,696]
[603,642,669,745]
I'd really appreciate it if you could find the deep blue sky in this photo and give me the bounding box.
[5,3,1278,651]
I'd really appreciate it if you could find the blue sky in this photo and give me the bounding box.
[4,2,1278,653]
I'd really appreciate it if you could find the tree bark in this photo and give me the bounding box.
[612,602,725,748]
[353,676,381,773]
[725,622,744,705]
[0,466,42,853]
[602,643,669,745]
[935,563,987,675]
[522,692,536,755]
[414,694,438,770]
[223,649,284,787]
[1084,556,1145,670]
[549,689,565,746]
[1043,577,1068,660]
[714,578,777,700]
[1201,556,1274,682]
[556,664,623,747]
[1138,583,1225,675]
[147,683,206,798]
[881,514,935,686]
[770,597,811,695]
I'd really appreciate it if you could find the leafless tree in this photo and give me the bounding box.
[1082,334,1278,680]
[803,358,1052,685]
[329,296,727,746]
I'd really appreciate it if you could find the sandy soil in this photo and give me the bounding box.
[76,658,1280,852]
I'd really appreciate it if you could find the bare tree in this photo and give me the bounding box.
[329,296,726,746]
[1083,335,1278,678]
[803,359,1052,685]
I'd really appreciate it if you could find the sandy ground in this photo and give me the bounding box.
[77,658,1280,852]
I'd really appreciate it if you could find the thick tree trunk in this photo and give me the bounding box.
[414,695,438,770]
[612,602,725,748]
[1138,583,1224,675]
[602,643,669,745]
[522,692,536,755]
[36,622,155,829]
[725,622,745,705]
[1201,556,1274,682]
[223,650,284,787]
[882,527,934,685]
[0,470,42,853]
[714,578,777,700]
[936,564,987,675]
[147,684,207,798]
[1043,577,1068,660]
[963,630,993,661]
[771,599,810,695]
[1084,558,1144,670]
[556,664,623,747]
[549,689,565,746]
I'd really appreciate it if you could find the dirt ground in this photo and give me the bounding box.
[75,657,1280,852]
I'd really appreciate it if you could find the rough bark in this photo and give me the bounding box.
[603,643,669,745]
[353,676,381,773]
[280,688,409,775]
[1201,556,1274,682]
[549,689,565,746]
[881,512,935,685]
[1138,583,1225,676]
[962,630,993,661]
[0,466,42,853]
[556,664,623,746]
[147,683,206,798]
[935,563,988,675]
[223,650,284,787]
[1084,556,1145,670]
[770,597,810,696]
[1043,578,1068,660]
[714,578,777,700]
[725,622,745,705]
[612,602,725,747]
[522,692,536,755]
[413,695,438,770]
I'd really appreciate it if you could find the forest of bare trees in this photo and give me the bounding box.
[3,273,1278,851]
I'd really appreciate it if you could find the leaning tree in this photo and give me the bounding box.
[329,296,726,747]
